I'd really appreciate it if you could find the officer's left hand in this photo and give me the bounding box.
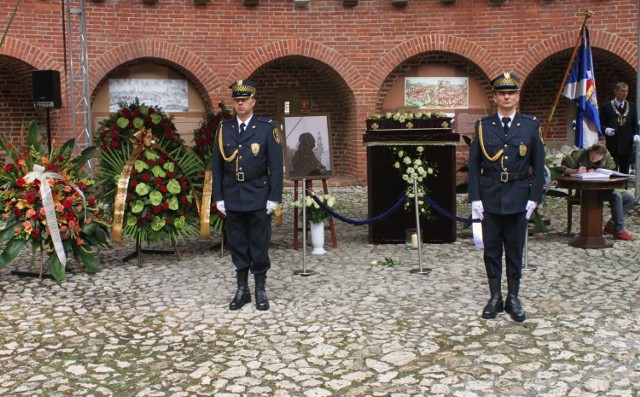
[266,200,278,215]
[525,201,537,220]
[634,135,640,143]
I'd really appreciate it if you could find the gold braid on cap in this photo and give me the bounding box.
[493,75,520,90]
[232,81,256,96]
[478,122,503,162]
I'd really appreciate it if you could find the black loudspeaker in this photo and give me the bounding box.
[32,70,62,109]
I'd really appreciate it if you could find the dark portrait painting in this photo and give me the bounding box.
[284,115,333,180]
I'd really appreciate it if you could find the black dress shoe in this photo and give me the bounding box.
[229,285,251,310]
[505,294,526,322]
[482,293,504,319]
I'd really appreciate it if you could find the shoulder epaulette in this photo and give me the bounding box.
[480,115,493,121]
[521,114,538,122]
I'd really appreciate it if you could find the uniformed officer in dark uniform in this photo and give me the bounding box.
[600,82,640,175]
[468,72,545,322]
[212,79,284,311]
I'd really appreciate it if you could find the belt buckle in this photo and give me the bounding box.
[236,172,245,181]
[500,172,509,183]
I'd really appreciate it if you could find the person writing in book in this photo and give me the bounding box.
[560,143,635,241]
[600,82,640,174]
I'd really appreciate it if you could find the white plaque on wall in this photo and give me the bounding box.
[109,79,189,112]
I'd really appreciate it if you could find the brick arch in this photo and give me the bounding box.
[228,40,363,90]
[0,37,61,70]
[514,29,638,81]
[91,39,221,106]
[366,35,501,90]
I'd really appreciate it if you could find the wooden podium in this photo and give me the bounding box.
[363,128,460,244]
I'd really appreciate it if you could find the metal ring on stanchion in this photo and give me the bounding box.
[294,179,315,277]
[410,179,431,275]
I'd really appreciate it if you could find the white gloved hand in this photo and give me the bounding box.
[216,200,226,216]
[525,200,537,220]
[634,135,640,143]
[266,200,278,215]
[605,127,615,136]
[471,200,484,221]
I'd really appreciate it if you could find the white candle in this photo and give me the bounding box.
[411,233,418,249]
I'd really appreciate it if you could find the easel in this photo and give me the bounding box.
[293,178,338,250]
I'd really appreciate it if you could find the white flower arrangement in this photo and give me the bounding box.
[390,145,437,216]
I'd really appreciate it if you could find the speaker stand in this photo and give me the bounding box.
[46,108,52,153]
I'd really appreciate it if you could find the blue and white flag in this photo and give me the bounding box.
[562,26,601,148]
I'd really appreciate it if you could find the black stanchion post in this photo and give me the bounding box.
[294,179,315,276]
[410,179,431,275]
[522,227,537,272]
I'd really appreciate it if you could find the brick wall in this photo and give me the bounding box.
[0,0,637,185]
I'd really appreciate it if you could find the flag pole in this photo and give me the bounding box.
[541,10,594,142]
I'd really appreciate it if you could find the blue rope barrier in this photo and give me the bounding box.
[422,193,480,224]
[310,193,408,225]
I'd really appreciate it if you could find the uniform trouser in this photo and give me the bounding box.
[225,209,272,274]
[482,212,526,283]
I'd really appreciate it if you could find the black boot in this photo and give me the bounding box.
[505,279,525,322]
[481,278,504,319]
[254,273,269,311]
[229,270,251,310]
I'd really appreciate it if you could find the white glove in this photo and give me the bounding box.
[605,127,615,136]
[471,201,484,221]
[216,200,226,216]
[266,200,278,215]
[634,135,640,143]
[525,200,537,220]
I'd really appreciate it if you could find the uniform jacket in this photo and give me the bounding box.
[468,113,545,215]
[212,117,284,212]
[560,148,616,171]
[600,100,638,156]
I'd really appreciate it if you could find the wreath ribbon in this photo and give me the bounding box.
[199,169,212,238]
[112,128,201,244]
[24,164,86,268]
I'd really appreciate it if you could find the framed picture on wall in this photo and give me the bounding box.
[405,77,469,109]
[283,114,333,180]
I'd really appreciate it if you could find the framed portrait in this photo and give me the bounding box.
[283,114,333,180]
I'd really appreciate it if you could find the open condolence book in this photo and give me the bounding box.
[570,168,629,179]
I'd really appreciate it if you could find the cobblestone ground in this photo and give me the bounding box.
[1,186,639,397]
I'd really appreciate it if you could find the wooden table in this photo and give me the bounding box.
[556,176,628,249]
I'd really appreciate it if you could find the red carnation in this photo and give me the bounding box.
[158,157,166,165]
[132,109,140,116]
[145,213,152,220]
[63,197,74,209]
[13,208,22,218]
[141,174,150,182]
[131,168,138,175]
[111,131,118,139]
[165,218,171,224]
[154,177,163,185]
[152,205,162,214]
[160,185,168,193]
[15,178,26,187]
[65,211,76,221]
[111,140,119,149]
[180,182,187,189]
[166,171,175,178]
[129,179,138,188]
[87,196,95,206]
[4,163,13,172]
[146,159,154,166]
[31,229,40,238]
[161,202,169,210]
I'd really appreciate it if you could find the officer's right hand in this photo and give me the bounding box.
[471,201,484,221]
[605,127,615,136]
[216,200,226,216]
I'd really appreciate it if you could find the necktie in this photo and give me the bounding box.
[502,117,510,135]
[239,122,246,135]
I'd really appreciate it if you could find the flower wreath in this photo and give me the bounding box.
[390,145,437,216]
[96,100,202,246]
[0,121,111,280]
